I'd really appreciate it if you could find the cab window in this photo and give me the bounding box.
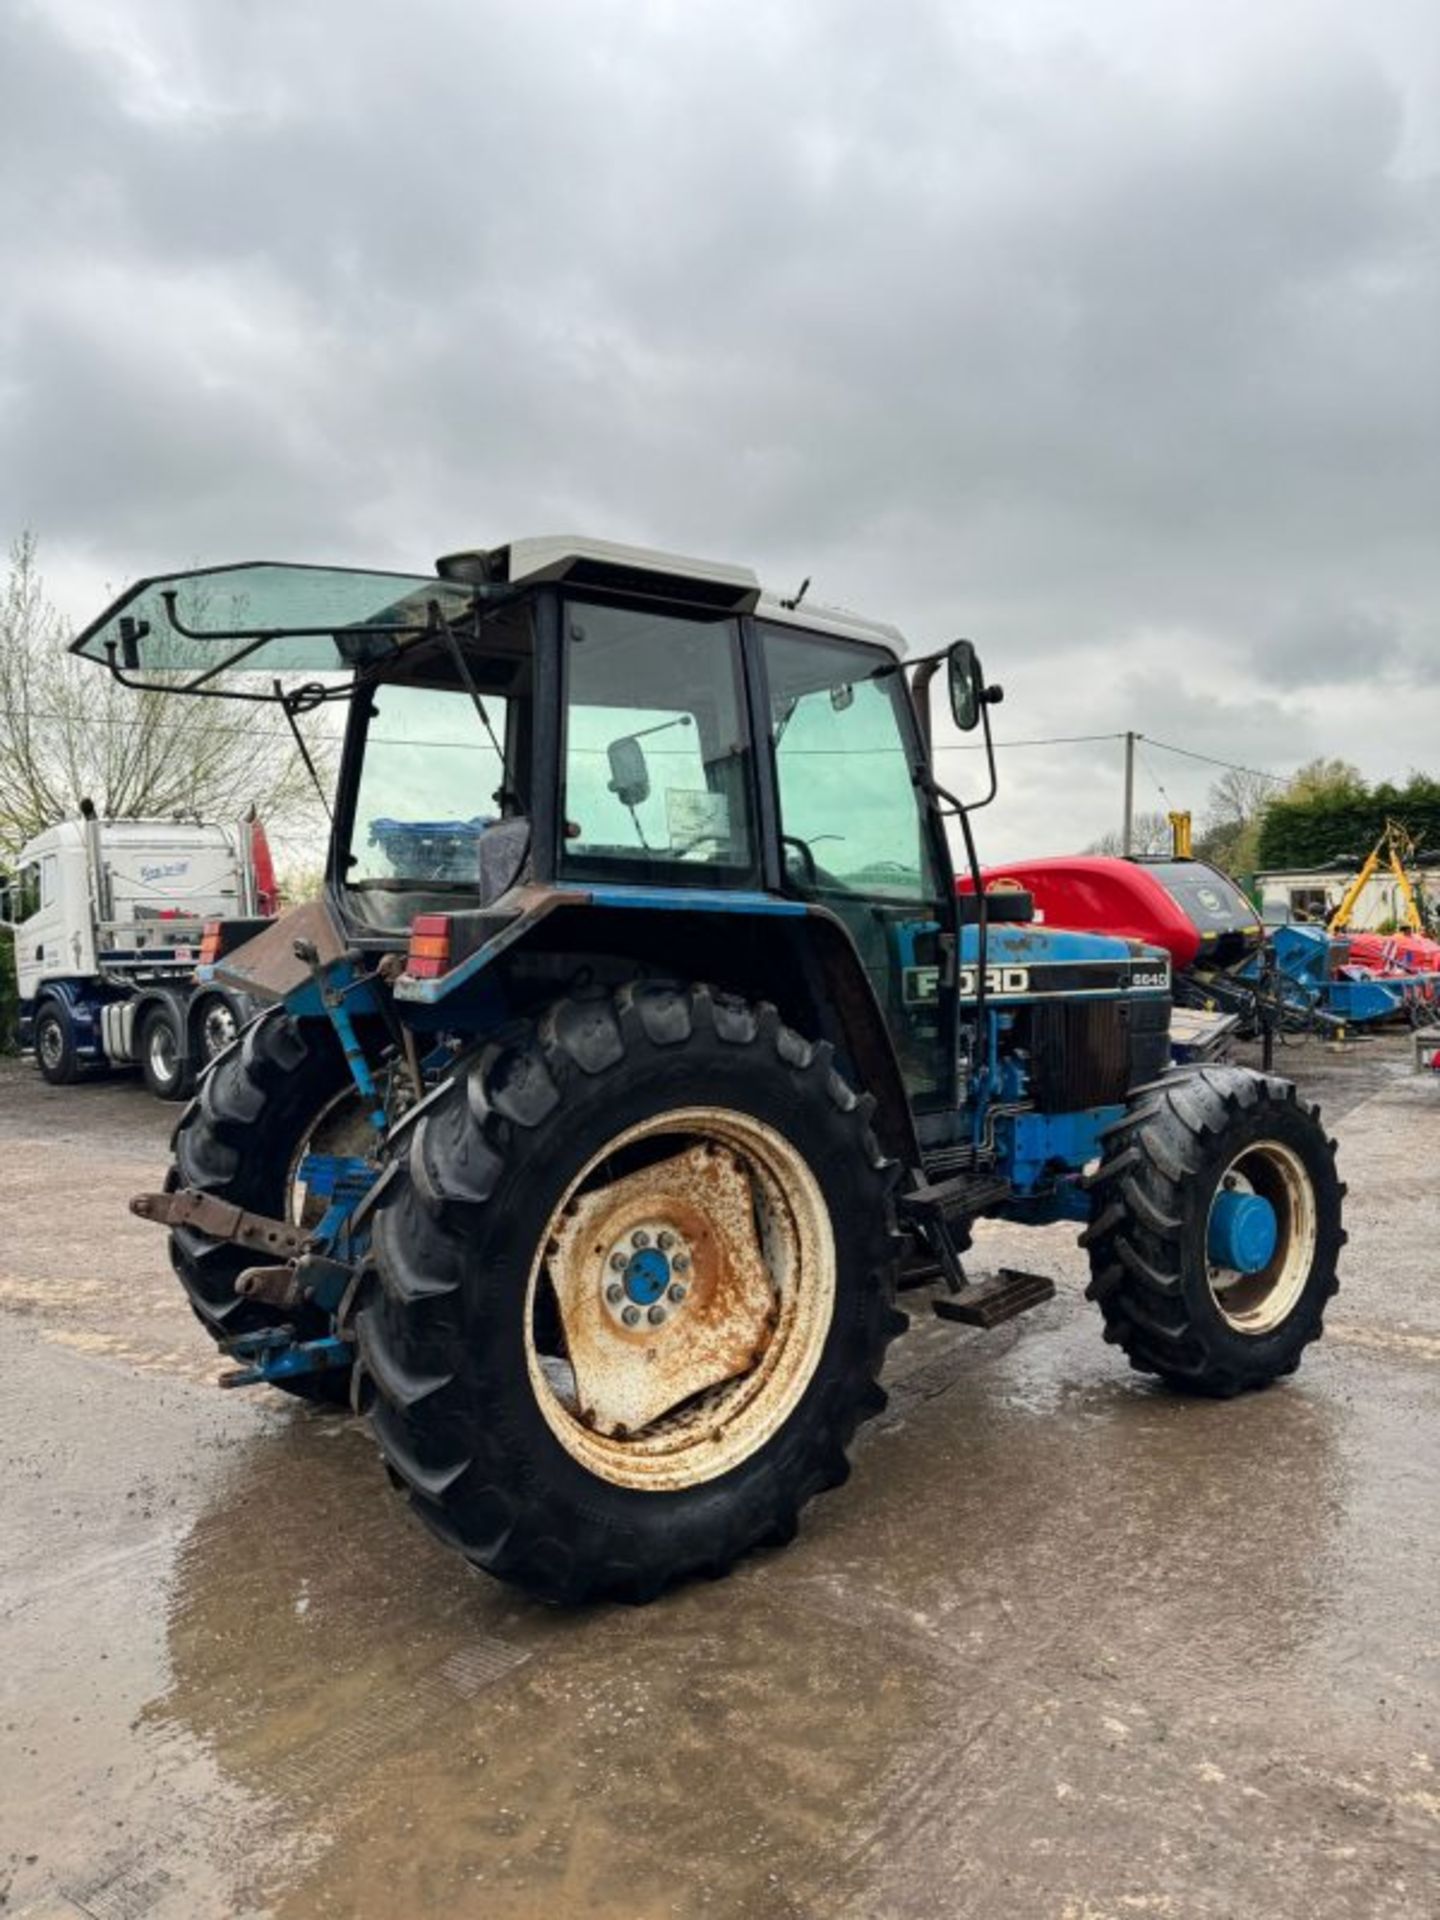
[761,625,939,903]
[13,860,42,922]
[561,603,757,883]
[761,622,947,1102]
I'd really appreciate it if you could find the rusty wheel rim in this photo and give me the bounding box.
[525,1107,836,1491]
[286,1089,373,1231]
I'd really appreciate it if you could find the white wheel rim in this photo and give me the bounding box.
[525,1107,836,1492]
[1206,1140,1317,1334]
[202,1003,236,1059]
[149,1020,177,1080]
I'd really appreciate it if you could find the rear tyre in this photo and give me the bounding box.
[140,1003,192,1102]
[356,983,905,1604]
[1083,1066,1344,1396]
[169,1005,358,1404]
[34,1000,80,1085]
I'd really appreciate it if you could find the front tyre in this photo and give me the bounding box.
[1083,1067,1344,1396]
[357,983,905,1604]
[34,1000,80,1085]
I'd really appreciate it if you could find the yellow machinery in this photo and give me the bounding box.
[1168,811,1193,858]
[1327,819,1427,935]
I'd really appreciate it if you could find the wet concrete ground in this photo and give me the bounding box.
[1,1035,1437,1918]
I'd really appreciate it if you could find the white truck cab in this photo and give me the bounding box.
[2,810,271,1098]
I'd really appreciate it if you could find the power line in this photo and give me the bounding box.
[1137,741,1176,810]
[1141,734,1289,785]
[8,706,1293,785]
[947,728,1291,788]
[936,731,1127,752]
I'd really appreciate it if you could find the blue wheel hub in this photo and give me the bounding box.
[1207,1189,1279,1275]
[623,1246,671,1306]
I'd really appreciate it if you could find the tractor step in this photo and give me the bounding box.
[902,1171,1013,1226]
[933,1267,1056,1329]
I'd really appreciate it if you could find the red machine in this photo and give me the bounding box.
[1345,929,1440,976]
[958,855,1264,971]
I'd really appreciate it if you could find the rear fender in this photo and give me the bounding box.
[394,886,920,1165]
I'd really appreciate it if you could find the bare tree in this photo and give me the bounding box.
[1204,766,1277,832]
[1087,810,1173,857]
[0,534,327,862]
[1195,766,1279,877]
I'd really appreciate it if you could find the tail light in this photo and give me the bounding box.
[406,914,452,979]
[199,920,223,967]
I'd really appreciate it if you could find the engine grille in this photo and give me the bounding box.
[1026,997,1170,1113]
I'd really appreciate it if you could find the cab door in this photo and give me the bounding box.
[10,857,57,998]
[757,622,954,1107]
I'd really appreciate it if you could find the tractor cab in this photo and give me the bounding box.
[74,538,960,1106]
[73,535,1343,1608]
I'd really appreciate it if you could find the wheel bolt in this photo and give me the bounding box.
[606,1283,623,1304]
[647,1305,667,1326]
[657,1230,675,1250]
[610,1251,627,1271]
[632,1230,650,1249]
[673,1253,690,1273]
[622,1305,641,1327]
[668,1283,687,1304]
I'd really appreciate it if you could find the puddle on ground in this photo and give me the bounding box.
[3,1058,1438,1918]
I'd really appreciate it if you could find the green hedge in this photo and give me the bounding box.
[1257,777,1440,869]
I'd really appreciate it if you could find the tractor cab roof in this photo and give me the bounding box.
[70,536,907,693]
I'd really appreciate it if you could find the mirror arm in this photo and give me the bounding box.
[909,656,942,754]
[966,690,1000,812]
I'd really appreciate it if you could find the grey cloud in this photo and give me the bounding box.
[1255,602,1412,687]
[2,0,1438,857]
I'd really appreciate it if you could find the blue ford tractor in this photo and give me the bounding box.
[73,538,1345,1603]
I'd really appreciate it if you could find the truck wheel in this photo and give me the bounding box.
[1083,1067,1344,1396]
[139,1004,192,1102]
[34,1000,80,1085]
[169,1006,358,1404]
[193,992,239,1065]
[356,983,904,1604]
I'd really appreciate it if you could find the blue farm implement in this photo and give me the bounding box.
[73,536,1346,1604]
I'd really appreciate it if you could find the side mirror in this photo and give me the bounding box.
[606,735,651,810]
[0,872,11,925]
[947,639,985,733]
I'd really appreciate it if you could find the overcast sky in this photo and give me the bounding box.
[2,0,1437,857]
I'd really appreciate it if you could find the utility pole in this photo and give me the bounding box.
[1121,730,1136,856]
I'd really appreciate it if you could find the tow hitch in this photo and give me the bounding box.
[130,1173,370,1388]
